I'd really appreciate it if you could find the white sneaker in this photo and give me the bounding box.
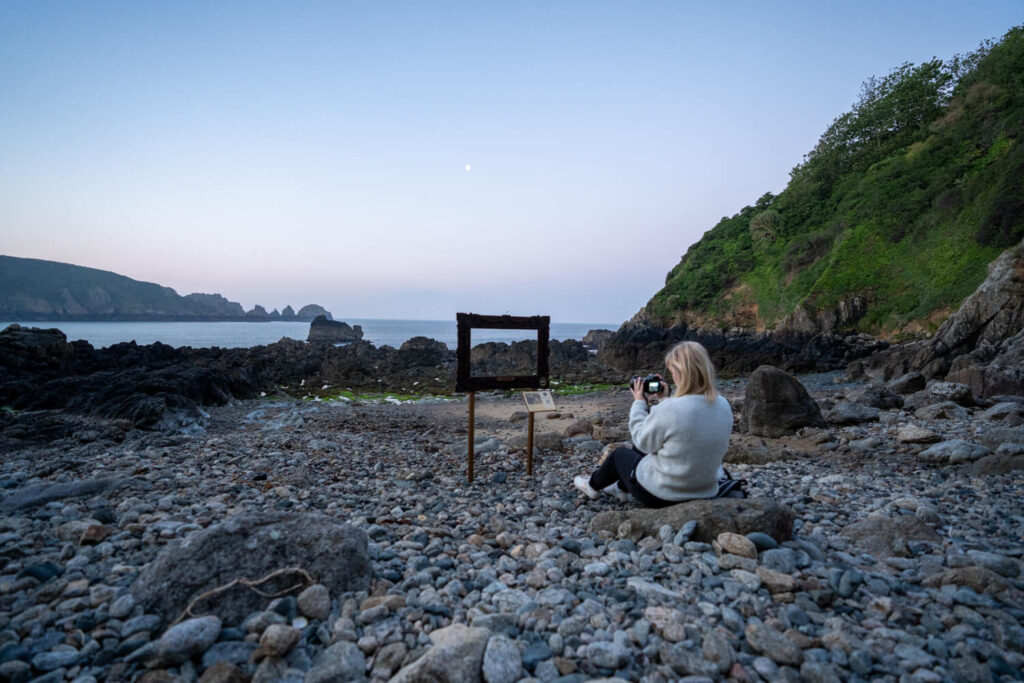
[573,476,600,500]
[604,485,630,503]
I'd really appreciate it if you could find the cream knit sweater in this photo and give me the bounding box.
[630,394,733,501]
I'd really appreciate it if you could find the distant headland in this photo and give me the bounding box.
[0,255,332,322]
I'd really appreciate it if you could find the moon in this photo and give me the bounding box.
[465,164,471,171]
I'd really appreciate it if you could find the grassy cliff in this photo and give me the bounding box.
[645,26,1024,339]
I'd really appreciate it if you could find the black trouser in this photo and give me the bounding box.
[588,446,675,508]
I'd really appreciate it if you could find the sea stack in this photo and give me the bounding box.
[307,315,363,343]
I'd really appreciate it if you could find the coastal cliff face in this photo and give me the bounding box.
[626,27,1023,341]
[0,255,332,322]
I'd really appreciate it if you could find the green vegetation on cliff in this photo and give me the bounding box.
[648,26,1024,338]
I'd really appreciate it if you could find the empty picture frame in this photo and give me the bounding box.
[455,313,550,392]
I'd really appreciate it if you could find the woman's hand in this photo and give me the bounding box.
[630,376,646,401]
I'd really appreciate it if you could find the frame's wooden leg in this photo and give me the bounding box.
[467,392,475,483]
[527,411,534,476]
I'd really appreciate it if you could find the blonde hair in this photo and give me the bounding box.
[664,341,718,402]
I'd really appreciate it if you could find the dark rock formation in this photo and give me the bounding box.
[296,304,332,322]
[739,366,826,437]
[588,498,794,543]
[598,315,885,377]
[307,316,363,343]
[281,305,296,319]
[131,513,371,624]
[396,337,450,367]
[581,329,614,350]
[0,324,621,433]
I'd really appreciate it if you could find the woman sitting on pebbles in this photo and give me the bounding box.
[574,341,733,507]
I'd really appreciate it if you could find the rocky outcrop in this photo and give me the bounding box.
[296,304,332,322]
[922,240,1024,358]
[598,314,885,377]
[861,240,1024,397]
[0,325,624,432]
[739,366,826,437]
[307,315,363,343]
[131,513,371,623]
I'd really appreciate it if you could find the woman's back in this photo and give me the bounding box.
[632,394,733,501]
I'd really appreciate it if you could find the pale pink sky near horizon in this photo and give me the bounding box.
[2,2,1021,323]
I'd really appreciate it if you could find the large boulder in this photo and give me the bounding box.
[307,316,363,344]
[740,366,826,437]
[588,497,794,543]
[131,513,371,624]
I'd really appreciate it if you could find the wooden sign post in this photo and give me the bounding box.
[521,390,556,476]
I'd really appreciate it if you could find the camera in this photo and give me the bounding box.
[631,374,664,395]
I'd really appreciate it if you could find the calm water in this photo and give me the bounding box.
[1,319,617,350]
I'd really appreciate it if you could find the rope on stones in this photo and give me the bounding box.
[172,567,315,625]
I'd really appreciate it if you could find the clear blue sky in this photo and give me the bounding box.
[1,2,1020,323]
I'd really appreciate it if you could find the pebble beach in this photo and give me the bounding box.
[1,372,1022,683]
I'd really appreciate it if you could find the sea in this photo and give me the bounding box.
[0,319,618,350]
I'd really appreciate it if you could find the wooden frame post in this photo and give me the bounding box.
[467,392,475,483]
[526,411,535,476]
